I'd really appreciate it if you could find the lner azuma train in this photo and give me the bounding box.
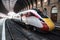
[13,9,55,32]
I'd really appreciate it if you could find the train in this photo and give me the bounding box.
[13,9,55,32]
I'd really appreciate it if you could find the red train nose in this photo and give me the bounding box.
[41,22,49,31]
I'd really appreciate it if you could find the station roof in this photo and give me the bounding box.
[0,0,35,14]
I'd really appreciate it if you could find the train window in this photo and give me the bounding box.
[39,18,44,22]
[25,12,35,17]
[27,12,40,18]
[33,9,48,18]
[26,12,31,17]
[29,12,35,16]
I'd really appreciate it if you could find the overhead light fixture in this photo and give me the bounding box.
[44,0,47,2]
[34,3,36,6]
[38,1,40,4]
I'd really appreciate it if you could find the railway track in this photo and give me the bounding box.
[33,28,60,40]
[5,19,31,40]
[5,19,60,40]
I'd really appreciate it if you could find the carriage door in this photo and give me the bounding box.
[51,6,58,22]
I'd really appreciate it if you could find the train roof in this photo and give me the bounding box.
[17,10,41,18]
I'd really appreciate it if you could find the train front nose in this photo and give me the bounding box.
[41,22,49,31]
[43,18,55,31]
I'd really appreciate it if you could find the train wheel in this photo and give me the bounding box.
[33,27,37,31]
[25,26,30,30]
[30,27,37,32]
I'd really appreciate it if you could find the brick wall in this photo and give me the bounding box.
[57,3,60,22]
[43,0,60,22]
